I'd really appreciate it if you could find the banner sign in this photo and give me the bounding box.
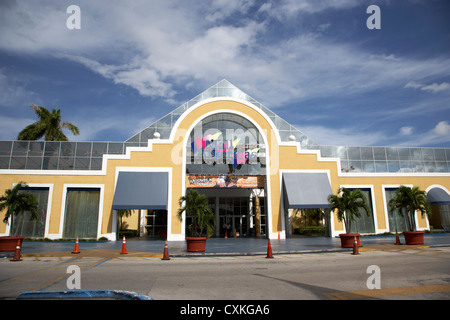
[187,175,265,188]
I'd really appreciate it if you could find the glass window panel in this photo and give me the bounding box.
[360,147,373,161]
[399,160,413,172]
[279,130,291,141]
[433,149,446,161]
[397,148,410,160]
[411,161,424,172]
[13,187,49,238]
[0,141,12,156]
[348,160,362,172]
[58,157,74,170]
[336,146,348,159]
[347,147,361,160]
[422,148,434,161]
[74,157,90,170]
[156,114,172,128]
[361,160,375,172]
[26,142,44,157]
[340,159,350,172]
[385,188,409,232]
[25,157,42,170]
[107,142,124,154]
[10,157,26,169]
[91,142,107,157]
[12,141,29,156]
[347,188,375,234]
[423,161,436,172]
[0,156,10,169]
[42,157,58,170]
[75,142,92,157]
[386,147,399,160]
[435,162,448,172]
[320,146,335,158]
[373,147,386,160]
[374,160,388,172]
[63,188,100,238]
[410,148,422,160]
[388,161,400,172]
[274,117,291,131]
[44,142,60,156]
[60,142,76,157]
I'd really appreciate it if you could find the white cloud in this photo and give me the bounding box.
[421,82,450,93]
[404,81,450,93]
[400,126,414,136]
[1,0,450,139]
[433,121,450,136]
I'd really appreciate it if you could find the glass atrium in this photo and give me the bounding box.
[1,80,449,173]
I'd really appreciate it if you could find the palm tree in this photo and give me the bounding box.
[177,189,215,237]
[17,104,79,141]
[388,186,431,232]
[328,187,370,234]
[0,182,39,236]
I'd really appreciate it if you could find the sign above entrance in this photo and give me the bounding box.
[187,175,265,188]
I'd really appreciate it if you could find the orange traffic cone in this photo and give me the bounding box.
[395,229,401,245]
[352,236,360,255]
[266,239,274,259]
[120,235,128,254]
[162,239,170,261]
[11,239,22,262]
[72,235,80,254]
[225,230,228,239]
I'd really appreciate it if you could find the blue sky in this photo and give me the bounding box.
[0,0,449,147]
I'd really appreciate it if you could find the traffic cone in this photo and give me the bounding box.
[71,235,80,254]
[395,229,401,245]
[120,235,128,254]
[10,239,22,262]
[266,239,274,259]
[225,230,228,239]
[352,236,360,255]
[162,239,170,260]
[278,232,280,241]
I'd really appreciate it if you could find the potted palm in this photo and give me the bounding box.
[328,188,370,248]
[388,186,431,245]
[0,182,39,252]
[177,189,215,252]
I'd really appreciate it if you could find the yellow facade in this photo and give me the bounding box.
[1,93,450,240]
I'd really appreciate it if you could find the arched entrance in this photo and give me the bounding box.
[184,112,268,238]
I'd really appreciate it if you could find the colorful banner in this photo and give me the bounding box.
[187,175,265,188]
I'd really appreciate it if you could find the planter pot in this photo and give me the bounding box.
[339,233,361,248]
[403,231,425,245]
[186,237,207,252]
[0,236,25,252]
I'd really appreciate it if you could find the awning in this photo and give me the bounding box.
[282,172,332,209]
[112,172,168,210]
[427,188,450,206]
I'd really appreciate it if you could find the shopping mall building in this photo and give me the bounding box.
[1,80,450,241]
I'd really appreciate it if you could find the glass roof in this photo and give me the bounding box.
[125,79,319,149]
[1,80,449,173]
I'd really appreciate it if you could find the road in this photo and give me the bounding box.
[1,246,449,301]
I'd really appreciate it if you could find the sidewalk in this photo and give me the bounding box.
[5,232,450,259]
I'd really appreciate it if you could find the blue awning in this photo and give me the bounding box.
[112,172,168,210]
[427,188,450,206]
[282,172,332,209]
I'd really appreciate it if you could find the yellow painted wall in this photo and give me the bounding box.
[1,98,450,239]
